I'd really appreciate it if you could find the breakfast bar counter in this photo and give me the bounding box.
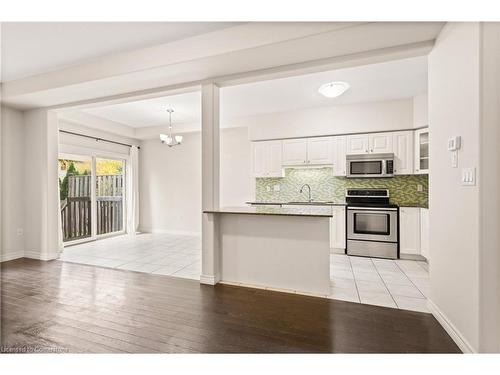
[203,206,332,295]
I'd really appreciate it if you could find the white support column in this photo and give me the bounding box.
[200,83,220,285]
[23,109,60,260]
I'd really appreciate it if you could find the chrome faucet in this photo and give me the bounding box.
[299,184,313,202]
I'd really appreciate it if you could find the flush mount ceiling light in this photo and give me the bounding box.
[159,108,183,147]
[318,81,350,98]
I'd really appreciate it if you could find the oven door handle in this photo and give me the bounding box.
[347,206,398,211]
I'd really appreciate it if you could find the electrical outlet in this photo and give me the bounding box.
[17,228,24,236]
[273,184,280,192]
[417,184,423,192]
[266,186,271,192]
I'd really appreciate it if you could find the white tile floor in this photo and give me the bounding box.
[329,253,430,313]
[60,234,430,313]
[59,233,201,280]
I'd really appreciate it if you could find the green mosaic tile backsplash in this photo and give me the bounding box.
[256,168,428,207]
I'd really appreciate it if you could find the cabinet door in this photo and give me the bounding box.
[346,134,369,154]
[399,207,421,255]
[251,142,267,177]
[266,141,283,177]
[414,128,429,174]
[392,131,414,175]
[282,139,307,165]
[330,206,346,249]
[420,208,429,260]
[332,136,347,176]
[307,137,333,165]
[369,133,393,153]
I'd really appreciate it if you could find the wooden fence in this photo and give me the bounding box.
[61,174,124,242]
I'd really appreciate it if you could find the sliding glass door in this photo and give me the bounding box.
[59,154,126,244]
[95,158,125,236]
[59,155,93,242]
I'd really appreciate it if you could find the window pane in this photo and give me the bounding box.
[58,156,92,242]
[96,158,125,235]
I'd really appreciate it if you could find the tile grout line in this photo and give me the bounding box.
[394,261,427,299]
[370,258,399,309]
[349,256,362,303]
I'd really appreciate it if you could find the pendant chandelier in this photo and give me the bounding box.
[160,108,183,147]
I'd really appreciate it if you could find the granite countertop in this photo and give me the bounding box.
[204,206,334,217]
[246,200,347,207]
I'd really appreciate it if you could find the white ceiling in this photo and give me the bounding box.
[1,22,239,82]
[74,56,427,129]
[82,91,202,128]
[220,56,427,118]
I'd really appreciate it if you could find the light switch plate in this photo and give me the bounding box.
[273,184,280,192]
[461,167,476,186]
[266,186,271,192]
[451,150,458,168]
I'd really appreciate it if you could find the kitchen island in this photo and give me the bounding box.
[203,206,333,296]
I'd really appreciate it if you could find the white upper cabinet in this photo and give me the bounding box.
[282,139,308,165]
[400,207,421,255]
[282,137,333,165]
[251,140,283,177]
[332,136,347,176]
[346,134,369,154]
[347,133,393,154]
[414,127,429,174]
[369,133,393,153]
[252,141,267,177]
[392,131,414,175]
[306,137,334,165]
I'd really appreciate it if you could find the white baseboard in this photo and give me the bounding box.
[23,249,59,261]
[139,227,201,237]
[330,248,346,254]
[427,298,475,353]
[200,274,220,285]
[0,249,24,262]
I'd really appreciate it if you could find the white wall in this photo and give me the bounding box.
[139,131,202,235]
[59,120,137,156]
[1,106,25,261]
[139,126,253,234]
[220,127,254,206]
[233,98,414,141]
[428,22,481,352]
[413,92,428,127]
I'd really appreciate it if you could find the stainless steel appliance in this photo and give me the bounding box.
[346,188,399,259]
[346,153,394,178]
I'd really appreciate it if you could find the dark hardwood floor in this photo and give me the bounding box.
[1,258,460,353]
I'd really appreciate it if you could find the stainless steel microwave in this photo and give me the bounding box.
[346,153,394,178]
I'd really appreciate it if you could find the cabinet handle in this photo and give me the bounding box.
[370,149,373,152]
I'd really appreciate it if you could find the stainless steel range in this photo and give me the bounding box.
[345,188,399,259]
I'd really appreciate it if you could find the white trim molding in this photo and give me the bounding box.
[0,249,24,262]
[200,274,220,286]
[139,228,201,237]
[427,298,475,353]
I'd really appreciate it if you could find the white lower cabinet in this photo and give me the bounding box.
[399,207,421,255]
[420,208,429,260]
[330,206,346,250]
